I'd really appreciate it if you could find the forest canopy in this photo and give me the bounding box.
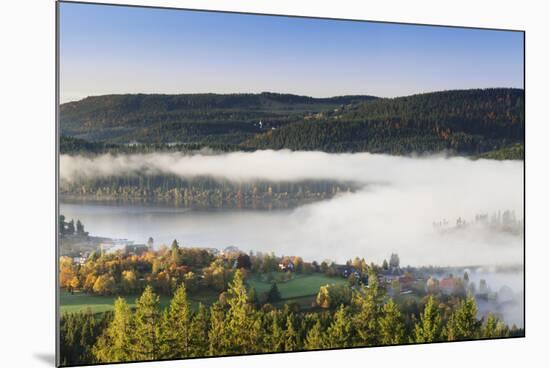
[60,89,524,158]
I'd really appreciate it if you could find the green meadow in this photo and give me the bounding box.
[60,289,219,314]
[247,273,347,299]
[60,273,346,314]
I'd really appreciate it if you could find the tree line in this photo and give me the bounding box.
[59,239,338,296]
[60,175,356,210]
[60,269,522,366]
[60,93,374,145]
[59,89,523,159]
[244,88,524,157]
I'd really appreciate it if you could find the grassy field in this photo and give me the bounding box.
[60,289,219,315]
[247,273,347,299]
[60,273,347,314]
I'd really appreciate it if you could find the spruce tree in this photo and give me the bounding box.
[447,295,481,341]
[79,310,97,363]
[67,219,75,234]
[162,284,192,359]
[267,282,281,303]
[208,302,226,356]
[325,305,351,348]
[353,269,383,346]
[264,310,284,352]
[481,313,508,338]
[304,319,325,350]
[189,303,210,357]
[414,295,444,343]
[223,270,260,354]
[92,298,134,363]
[133,286,163,360]
[284,314,298,351]
[171,239,181,265]
[379,299,404,345]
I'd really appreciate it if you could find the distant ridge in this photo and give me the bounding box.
[60,88,524,159]
[244,88,524,157]
[60,92,378,143]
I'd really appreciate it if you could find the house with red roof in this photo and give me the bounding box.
[440,277,457,294]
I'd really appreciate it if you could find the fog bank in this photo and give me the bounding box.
[60,150,521,191]
[60,150,523,267]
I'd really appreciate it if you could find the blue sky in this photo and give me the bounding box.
[59,2,524,103]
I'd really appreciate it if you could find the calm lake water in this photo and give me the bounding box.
[60,199,294,254]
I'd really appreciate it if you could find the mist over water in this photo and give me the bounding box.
[61,150,522,191]
[60,150,523,267]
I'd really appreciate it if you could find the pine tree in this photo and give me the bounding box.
[379,299,404,345]
[223,270,260,354]
[389,253,400,269]
[414,295,444,343]
[284,314,298,351]
[76,219,85,235]
[248,287,259,307]
[325,305,351,348]
[266,282,281,302]
[189,303,210,357]
[447,295,481,341]
[79,310,97,363]
[92,298,134,363]
[161,284,192,359]
[304,319,325,350]
[60,313,79,364]
[170,239,181,265]
[264,310,284,353]
[353,270,383,346]
[132,286,163,360]
[59,214,66,235]
[208,302,226,356]
[482,313,508,338]
[60,311,99,365]
[67,219,75,234]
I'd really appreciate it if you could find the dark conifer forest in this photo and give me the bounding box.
[60,89,524,159]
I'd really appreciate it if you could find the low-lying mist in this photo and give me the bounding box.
[60,150,524,267]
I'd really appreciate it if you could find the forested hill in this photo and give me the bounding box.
[60,92,376,143]
[60,89,524,158]
[244,88,524,156]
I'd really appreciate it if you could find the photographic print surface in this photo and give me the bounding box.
[57,1,525,366]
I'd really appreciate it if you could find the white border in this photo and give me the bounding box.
[2,1,547,367]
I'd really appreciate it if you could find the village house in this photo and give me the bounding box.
[379,273,400,284]
[278,259,295,272]
[336,265,368,284]
[398,273,415,288]
[439,276,457,295]
[341,266,361,279]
